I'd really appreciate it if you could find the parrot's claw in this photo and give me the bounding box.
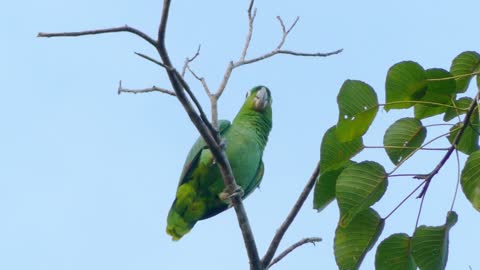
[229,186,244,198]
[219,185,244,206]
[219,138,227,150]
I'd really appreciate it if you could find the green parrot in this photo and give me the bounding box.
[166,86,273,240]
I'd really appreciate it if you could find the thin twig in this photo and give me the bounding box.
[181,45,201,77]
[267,237,322,269]
[134,52,170,70]
[237,48,343,67]
[240,0,256,61]
[38,25,158,49]
[247,0,255,15]
[275,16,298,50]
[262,163,321,268]
[117,81,176,96]
[187,66,212,96]
[136,49,217,137]
[417,95,479,198]
[173,70,218,137]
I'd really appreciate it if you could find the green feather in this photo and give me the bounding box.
[166,86,273,240]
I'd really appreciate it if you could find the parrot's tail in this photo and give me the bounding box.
[166,201,196,241]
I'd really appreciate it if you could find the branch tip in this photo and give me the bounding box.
[267,237,322,269]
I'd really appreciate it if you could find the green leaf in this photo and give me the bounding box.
[336,80,379,142]
[385,61,428,111]
[314,161,354,212]
[383,118,427,165]
[375,233,416,270]
[336,161,387,227]
[414,68,456,119]
[450,51,480,93]
[443,97,473,121]
[447,110,479,155]
[424,68,457,95]
[412,211,458,270]
[335,208,384,270]
[461,151,480,211]
[320,126,363,173]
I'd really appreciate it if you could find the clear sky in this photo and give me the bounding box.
[2,0,480,269]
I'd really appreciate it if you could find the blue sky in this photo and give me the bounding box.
[2,0,480,269]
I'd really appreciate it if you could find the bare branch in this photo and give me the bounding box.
[240,4,257,61]
[239,48,344,67]
[134,52,170,70]
[38,25,158,49]
[156,1,261,269]
[181,45,201,77]
[117,81,176,96]
[277,49,343,57]
[262,163,321,268]
[267,237,322,269]
[215,62,235,99]
[247,0,255,14]
[275,16,299,50]
[214,12,342,100]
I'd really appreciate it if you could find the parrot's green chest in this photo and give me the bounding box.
[194,127,261,197]
[224,128,262,188]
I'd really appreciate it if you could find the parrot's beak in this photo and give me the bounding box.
[254,87,269,111]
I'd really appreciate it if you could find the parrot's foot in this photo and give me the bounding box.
[219,138,227,150]
[219,185,244,206]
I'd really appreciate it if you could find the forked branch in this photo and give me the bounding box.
[38,1,341,269]
[215,12,343,100]
[38,25,158,49]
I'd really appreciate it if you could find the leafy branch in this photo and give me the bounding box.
[417,93,479,198]
[314,51,480,269]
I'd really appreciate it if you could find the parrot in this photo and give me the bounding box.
[166,85,273,240]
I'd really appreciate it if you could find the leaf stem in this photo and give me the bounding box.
[364,145,449,151]
[384,180,426,220]
[379,100,469,110]
[450,149,461,211]
[426,71,480,81]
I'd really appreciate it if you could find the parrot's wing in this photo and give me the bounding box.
[177,120,231,186]
[243,160,264,199]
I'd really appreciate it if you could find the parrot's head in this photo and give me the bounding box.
[234,85,272,146]
[244,85,272,113]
